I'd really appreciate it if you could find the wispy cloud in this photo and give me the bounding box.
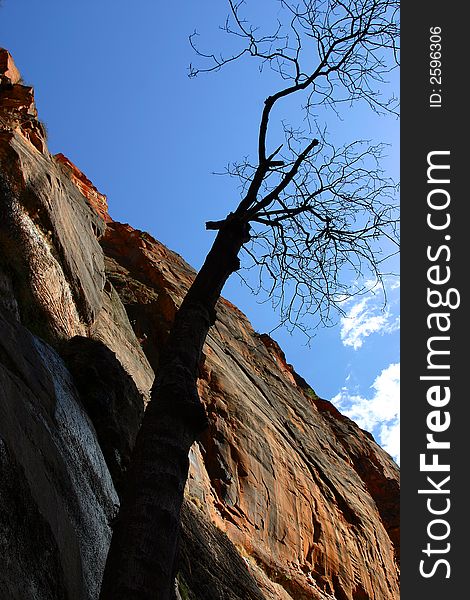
[339,280,400,350]
[332,363,400,463]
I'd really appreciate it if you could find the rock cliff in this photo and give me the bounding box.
[0,49,399,600]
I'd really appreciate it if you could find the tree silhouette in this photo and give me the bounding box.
[99,1,399,598]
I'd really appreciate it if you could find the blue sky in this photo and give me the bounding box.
[0,1,400,462]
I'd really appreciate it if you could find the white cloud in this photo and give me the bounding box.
[332,363,400,463]
[340,295,399,350]
[378,421,400,464]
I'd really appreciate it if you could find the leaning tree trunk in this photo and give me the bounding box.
[99,217,250,600]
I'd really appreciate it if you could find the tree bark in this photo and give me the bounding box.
[99,217,250,600]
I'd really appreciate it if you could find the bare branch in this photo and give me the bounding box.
[190,0,399,333]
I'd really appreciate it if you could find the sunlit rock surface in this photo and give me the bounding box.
[0,48,399,600]
[102,221,399,600]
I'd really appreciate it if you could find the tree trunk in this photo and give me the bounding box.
[99,217,250,600]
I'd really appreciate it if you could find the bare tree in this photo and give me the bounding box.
[99,1,399,598]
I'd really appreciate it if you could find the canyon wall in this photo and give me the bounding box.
[0,49,399,600]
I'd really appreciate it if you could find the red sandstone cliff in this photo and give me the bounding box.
[0,49,399,600]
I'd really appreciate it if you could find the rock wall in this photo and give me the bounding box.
[0,304,118,600]
[0,49,399,600]
[102,221,400,600]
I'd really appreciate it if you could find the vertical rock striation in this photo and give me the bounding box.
[0,49,399,600]
[102,220,400,600]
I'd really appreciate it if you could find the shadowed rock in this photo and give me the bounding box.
[61,336,144,497]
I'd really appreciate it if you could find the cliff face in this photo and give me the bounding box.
[0,49,399,600]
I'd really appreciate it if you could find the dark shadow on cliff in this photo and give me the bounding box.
[61,336,144,497]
